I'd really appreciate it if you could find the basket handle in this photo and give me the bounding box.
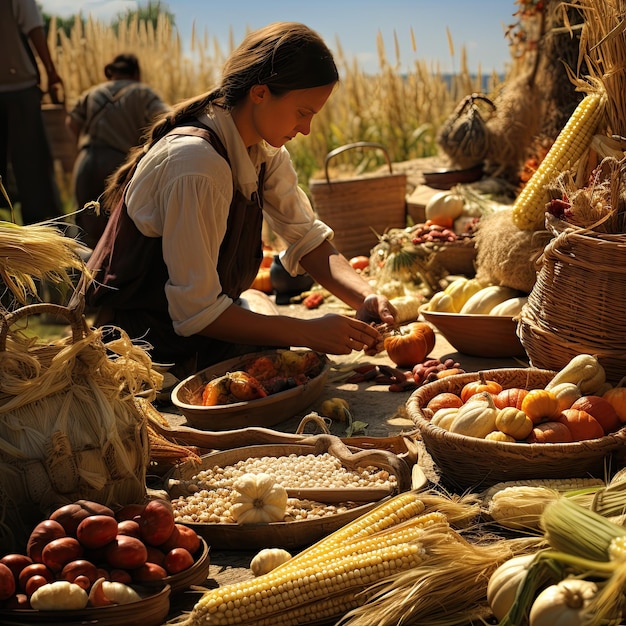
[323,142,393,184]
[0,303,89,352]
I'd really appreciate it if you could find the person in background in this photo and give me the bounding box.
[0,0,63,224]
[67,53,169,249]
[86,22,396,378]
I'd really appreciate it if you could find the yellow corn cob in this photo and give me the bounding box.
[482,477,605,501]
[512,92,606,231]
[484,478,605,530]
[173,502,447,626]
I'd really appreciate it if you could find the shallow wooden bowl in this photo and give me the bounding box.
[170,349,330,430]
[141,537,210,594]
[0,585,170,626]
[420,310,527,358]
[422,164,483,189]
[164,438,412,550]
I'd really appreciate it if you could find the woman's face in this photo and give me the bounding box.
[247,82,336,148]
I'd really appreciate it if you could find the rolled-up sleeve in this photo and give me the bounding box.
[261,148,333,276]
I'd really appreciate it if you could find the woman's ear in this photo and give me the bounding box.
[249,84,269,103]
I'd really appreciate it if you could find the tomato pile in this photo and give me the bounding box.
[0,498,201,609]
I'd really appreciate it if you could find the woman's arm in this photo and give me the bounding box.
[299,239,396,324]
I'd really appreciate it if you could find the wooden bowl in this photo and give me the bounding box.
[422,164,483,189]
[420,310,527,358]
[0,585,170,626]
[164,439,412,550]
[141,537,210,595]
[171,349,330,430]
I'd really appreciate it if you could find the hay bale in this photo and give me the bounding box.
[474,208,549,294]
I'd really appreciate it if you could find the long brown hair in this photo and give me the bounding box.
[102,22,338,210]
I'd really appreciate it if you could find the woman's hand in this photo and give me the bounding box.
[299,314,384,355]
[355,294,396,325]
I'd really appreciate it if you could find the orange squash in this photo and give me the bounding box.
[520,389,560,424]
[383,322,436,368]
[493,387,529,410]
[426,392,463,411]
[251,267,273,293]
[558,408,605,441]
[527,421,573,444]
[603,377,626,422]
[460,372,502,403]
[570,396,620,435]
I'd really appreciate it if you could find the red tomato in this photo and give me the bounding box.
[0,554,33,581]
[138,499,176,547]
[133,562,168,582]
[26,520,66,562]
[117,519,141,539]
[74,500,115,517]
[24,574,49,597]
[61,559,98,585]
[41,537,84,573]
[76,515,119,549]
[105,535,148,570]
[115,503,146,522]
[18,563,53,593]
[73,575,91,591]
[3,592,30,609]
[48,503,91,536]
[0,563,16,601]
[160,524,201,554]
[109,569,133,584]
[145,546,166,567]
[164,548,194,575]
[349,255,370,271]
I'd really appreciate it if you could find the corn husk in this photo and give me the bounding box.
[0,303,162,553]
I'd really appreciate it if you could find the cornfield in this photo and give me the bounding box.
[44,14,505,193]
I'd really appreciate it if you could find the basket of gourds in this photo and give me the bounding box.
[406,360,626,491]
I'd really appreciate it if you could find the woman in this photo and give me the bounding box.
[86,22,396,378]
[67,53,169,248]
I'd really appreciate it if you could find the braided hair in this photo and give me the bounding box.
[102,22,338,210]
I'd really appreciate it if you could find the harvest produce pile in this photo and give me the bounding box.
[3,1,626,624]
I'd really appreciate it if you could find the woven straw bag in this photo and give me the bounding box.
[407,368,626,491]
[309,142,407,259]
[0,303,155,552]
[518,214,626,383]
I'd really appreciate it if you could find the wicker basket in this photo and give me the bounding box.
[406,368,626,492]
[0,303,151,552]
[518,215,626,383]
[309,142,407,259]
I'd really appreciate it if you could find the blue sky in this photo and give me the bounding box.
[38,1,516,74]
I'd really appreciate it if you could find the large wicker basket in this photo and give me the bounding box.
[0,303,152,552]
[309,142,407,259]
[406,368,626,491]
[518,215,626,383]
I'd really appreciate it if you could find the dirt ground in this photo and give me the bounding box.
[157,295,525,622]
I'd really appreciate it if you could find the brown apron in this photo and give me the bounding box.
[86,123,266,375]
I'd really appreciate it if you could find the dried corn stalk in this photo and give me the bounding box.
[0,305,163,552]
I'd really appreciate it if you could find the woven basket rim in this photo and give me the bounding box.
[408,368,626,454]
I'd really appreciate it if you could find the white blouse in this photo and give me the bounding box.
[125,105,333,337]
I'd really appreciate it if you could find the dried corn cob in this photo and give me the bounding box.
[484,478,605,530]
[512,92,606,231]
[168,493,445,626]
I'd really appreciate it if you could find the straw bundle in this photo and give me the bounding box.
[0,303,163,553]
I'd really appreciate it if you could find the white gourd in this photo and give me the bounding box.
[231,473,288,524]
[443,277,485,312]
[529,578,598,626]
[424,191,465,224]
[459,286,520,315]
[489,296,528,316]
[30,581,89,610]
[250,548,293,576]
[486,553,536,620]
